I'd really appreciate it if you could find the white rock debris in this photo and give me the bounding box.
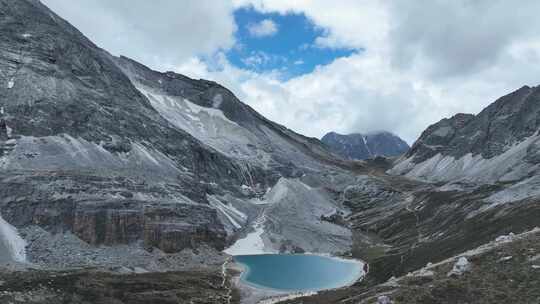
[240,184,253,195]
[390,133,540,185]
[377,295,393,304]
[0,135,183,177]
[5,125,12,138]
[498,256,513,262]
[447,257,471,276]
[133,267,148,273]
[212,93,223,108]
[223,197,271,255]
[414,268,435,277]
[495,232,515,243]
[382,276,399,287]
[7,78,14,89]
[207,196,246,230]
[0,214,27,262]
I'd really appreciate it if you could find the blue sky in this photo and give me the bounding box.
[226,8,357,79]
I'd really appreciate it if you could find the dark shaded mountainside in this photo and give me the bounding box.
[322,131,409,160]
[0,1,539,304]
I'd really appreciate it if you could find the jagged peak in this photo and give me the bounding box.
[322,130,403,140]
[322,130,409,160]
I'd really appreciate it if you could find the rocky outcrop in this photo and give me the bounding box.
[322,131,409,160]
[142,204,226,253]
[404,113,475,162]
[263,178,353,254]
[407,85,540,162]
[0,171,227,252]
[391,85,540,183]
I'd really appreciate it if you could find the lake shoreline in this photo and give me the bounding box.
[229,253,366,303]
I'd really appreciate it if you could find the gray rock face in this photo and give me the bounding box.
[114,56,349,173]
[0,0,352,262]
[406,85,540,163]
[0,0,244,255]
[322,131,409,160]
[262,178,353,254]
[0,3,539,304]
[0,0,245,183]
[391,85,540,183]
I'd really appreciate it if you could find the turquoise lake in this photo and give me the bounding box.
[234,254,363,292]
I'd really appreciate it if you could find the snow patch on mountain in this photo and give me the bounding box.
[223,187,278,255]
[223,207,274,256]
[224,224,268,256]
[223,177,351,255]
[362,135,372,156]
[0,214,26,263]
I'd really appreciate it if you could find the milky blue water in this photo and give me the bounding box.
[234,254,363,292]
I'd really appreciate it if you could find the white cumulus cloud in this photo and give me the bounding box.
[41,0,237,71]
[247,19,279,37]
[41,0,540,144]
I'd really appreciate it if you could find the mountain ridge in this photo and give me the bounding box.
[0,0,359,265]
[390,84,540,183]
[321,130,409,160]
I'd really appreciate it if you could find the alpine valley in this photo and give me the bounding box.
[0,1,538,304]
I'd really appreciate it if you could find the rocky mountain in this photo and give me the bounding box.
[0,1,539,304]
[0,0,237,257]
[322,131,409,160]
[0,0,354,267]
[390,85,540,184]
